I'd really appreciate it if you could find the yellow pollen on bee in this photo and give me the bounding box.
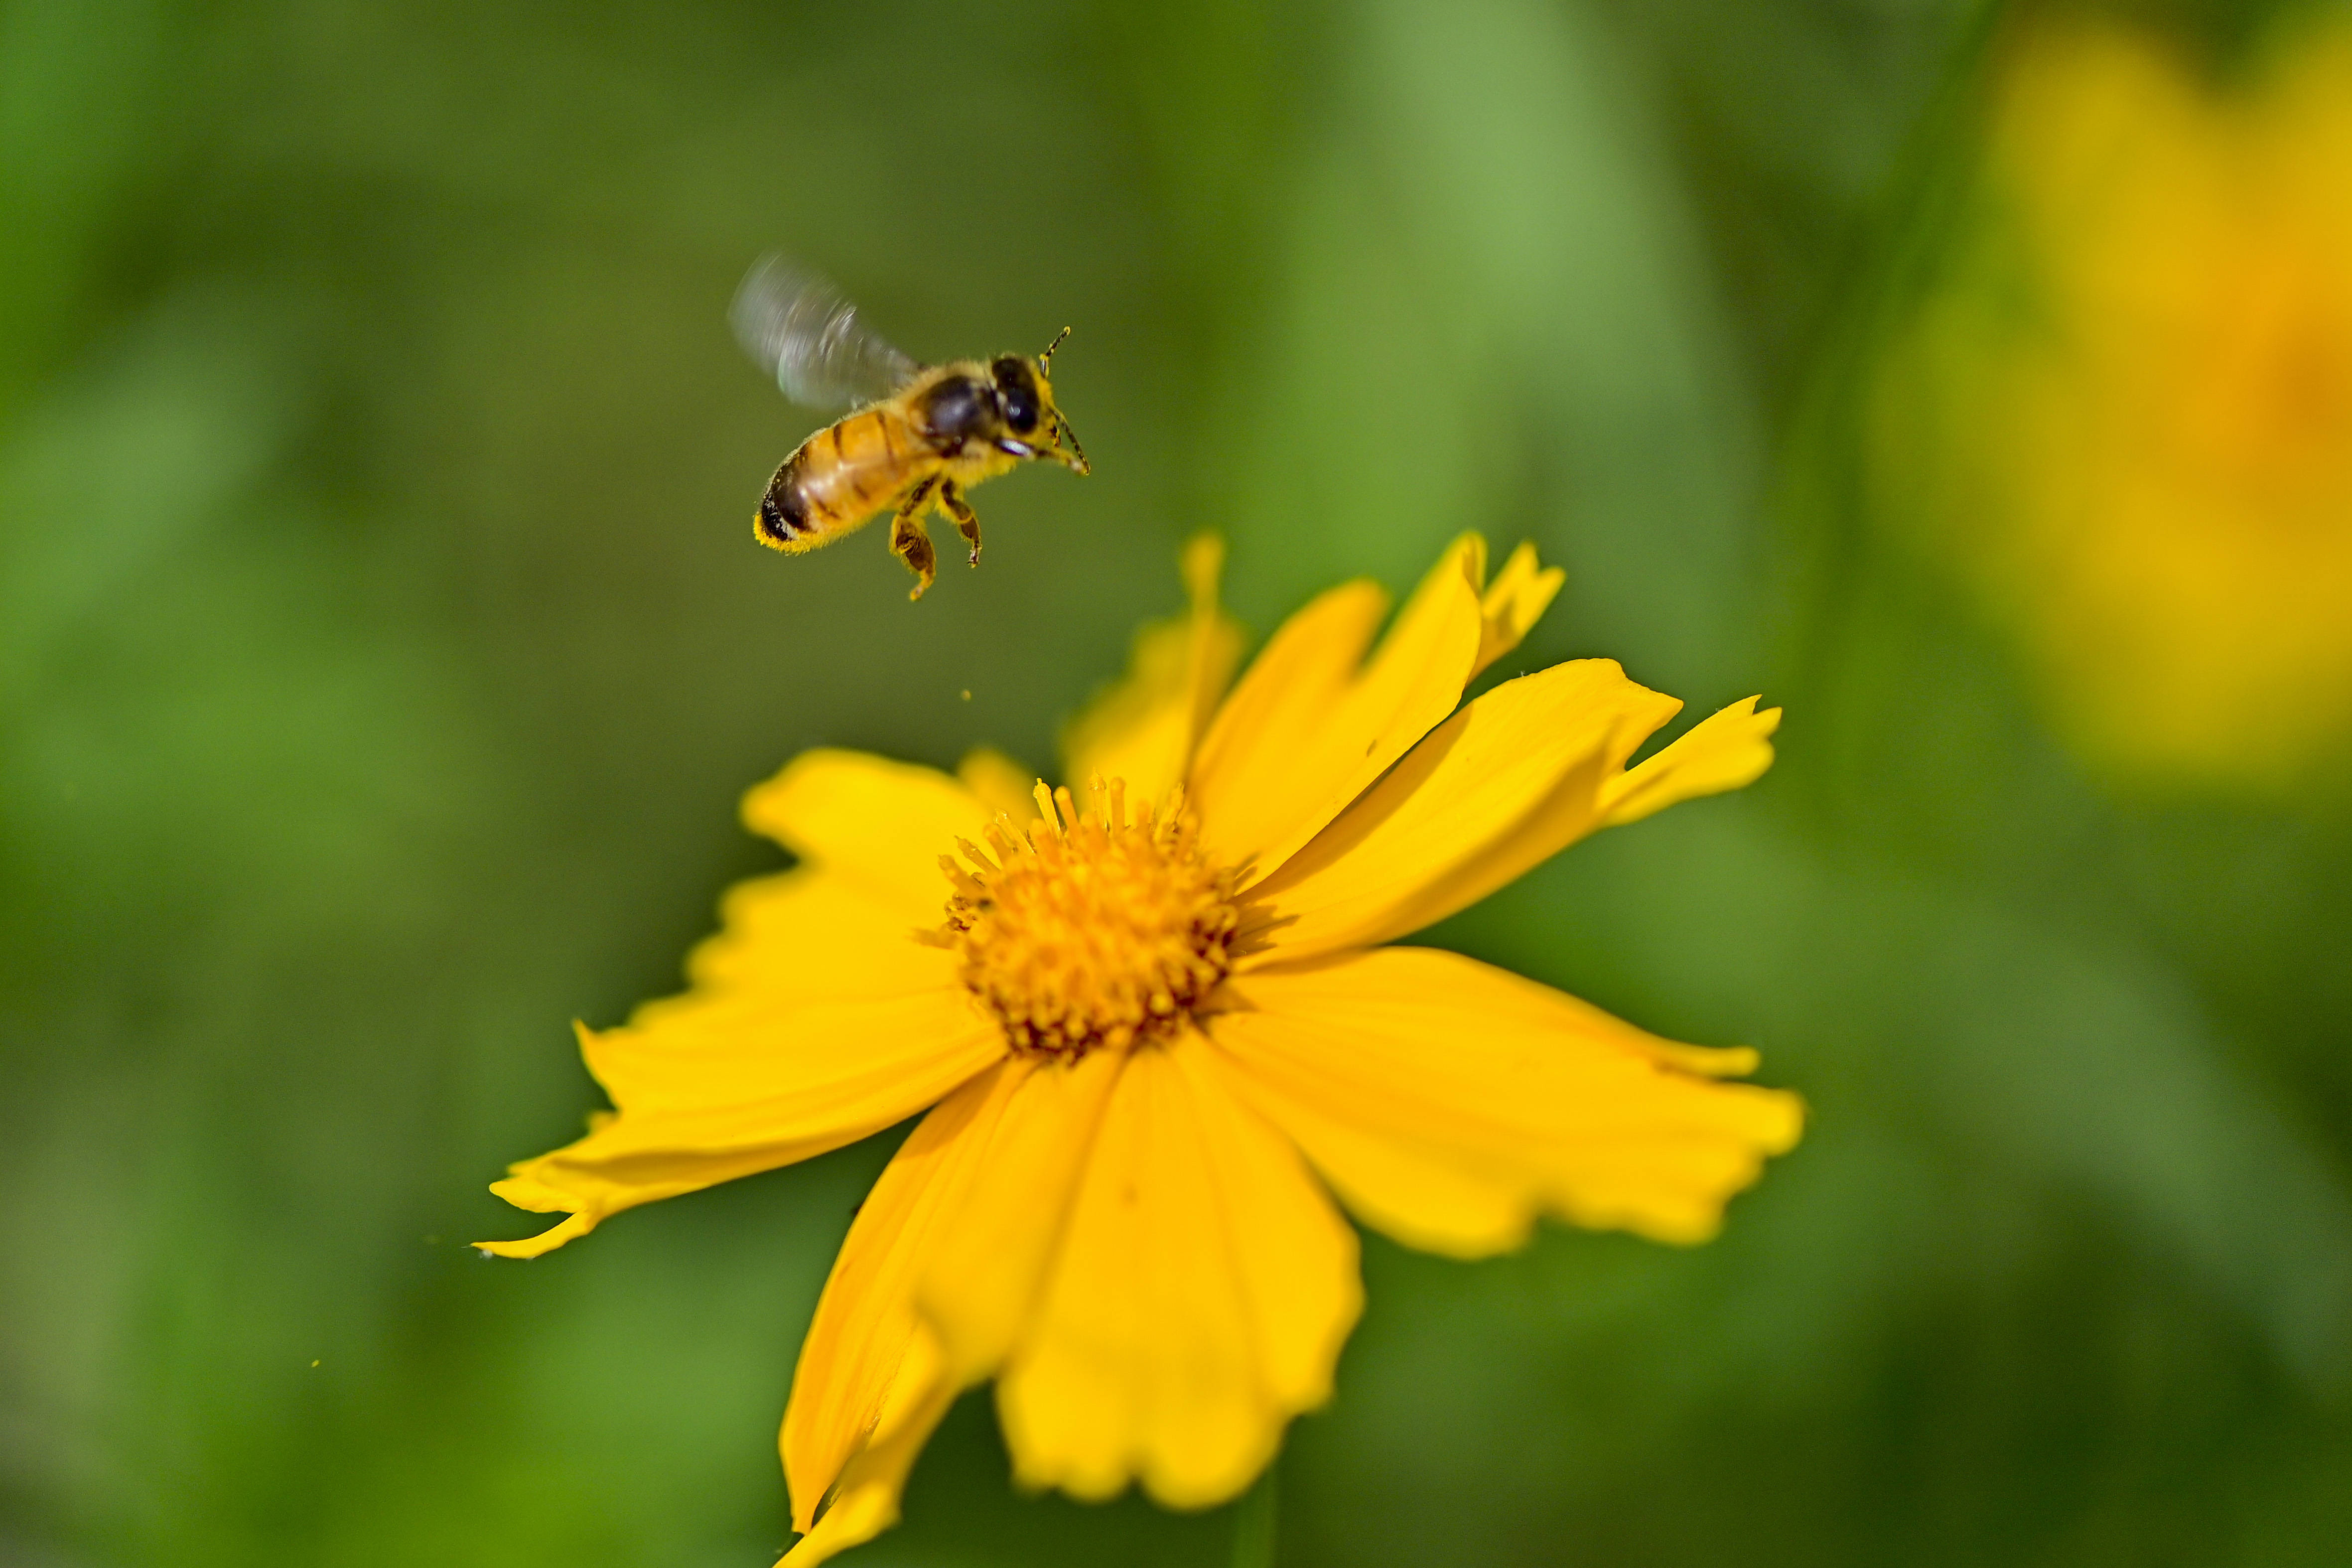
[930,775,1240,1055]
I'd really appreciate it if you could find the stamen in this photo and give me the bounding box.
[936,775,1239,1055]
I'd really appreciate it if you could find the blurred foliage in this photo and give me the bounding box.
[1875,9,2352,789]
[4,1,2350,1566]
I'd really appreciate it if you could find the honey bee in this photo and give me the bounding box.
[730,256,1089,600]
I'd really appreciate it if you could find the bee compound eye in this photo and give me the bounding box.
[991,356,1040,433]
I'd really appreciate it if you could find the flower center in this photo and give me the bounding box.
[933,777,1238,1054]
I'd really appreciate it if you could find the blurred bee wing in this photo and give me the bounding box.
[731,256,923,411]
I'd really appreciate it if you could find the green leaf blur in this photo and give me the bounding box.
[5,1,2349,1565]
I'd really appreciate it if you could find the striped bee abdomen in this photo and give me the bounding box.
[751,405,932,555]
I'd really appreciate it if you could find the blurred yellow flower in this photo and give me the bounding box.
[1879,17,2352,788]
[482,536,1800,1565]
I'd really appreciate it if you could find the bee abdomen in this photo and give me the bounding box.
[756,474,812,548]
[753,408,926,553]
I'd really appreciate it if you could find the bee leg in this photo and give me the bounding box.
[938,481,982,567]
[889,479,940,601]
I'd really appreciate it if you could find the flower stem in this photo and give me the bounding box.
[1230,1463,1278,1568]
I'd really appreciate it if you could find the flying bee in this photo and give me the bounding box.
[729,256,1089,600]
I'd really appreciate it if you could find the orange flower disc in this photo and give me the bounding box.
[937,780,1239,1054]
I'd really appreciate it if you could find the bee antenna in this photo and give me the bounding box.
[1056,414,1089,475]
[1038,326,1073,372]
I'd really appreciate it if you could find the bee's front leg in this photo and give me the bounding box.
[889,478,940,600]
[938,481,982,567]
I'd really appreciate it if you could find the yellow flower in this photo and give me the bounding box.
[482,536,1800,1565]
[1878,17,2352,788]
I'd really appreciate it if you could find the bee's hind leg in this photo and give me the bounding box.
[938,481,982,567]
[889,478,940,601]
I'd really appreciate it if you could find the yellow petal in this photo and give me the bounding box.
[1205,949,1802,1258]
[742,749,1000,920]
[1600,696,1781,828]
[1235,660,1679,960]
[476,873,1004,1257]
[1186,578,1389,849]
[1190,535,1491,883]
[780,1060,1028,1556]
[777,1366,950,1568]
[916,1044,1126,1384]
[680,864,956,1002]
[1061,535,1243,803]
[480,992,1000,1255]
[994,1032,1361,1508]
[1470,540,1566,679]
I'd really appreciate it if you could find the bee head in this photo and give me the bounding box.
[989,355,1042,434]
[990,330,1087,474]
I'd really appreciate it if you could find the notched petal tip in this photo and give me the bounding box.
[1446,530,1488,587]
[1760,1088,1807,1153]
[1471,540,1565,679]
[1601,695,1781,829]
[471,1206,597,1259]
[1179,531,1224,609]
[1647,1040,1762,1078]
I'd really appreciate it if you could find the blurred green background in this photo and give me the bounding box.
[7,0,2352,1564]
